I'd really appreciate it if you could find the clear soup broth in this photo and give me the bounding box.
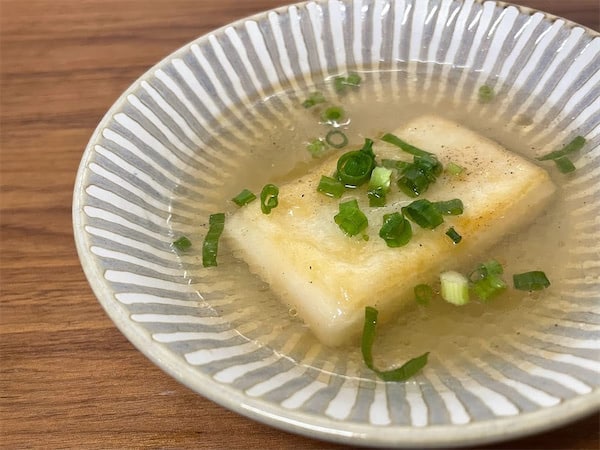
[170,68,591,379]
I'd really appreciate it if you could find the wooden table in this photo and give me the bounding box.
[2,0,598,448]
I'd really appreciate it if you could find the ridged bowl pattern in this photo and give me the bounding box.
[73,0,599,447]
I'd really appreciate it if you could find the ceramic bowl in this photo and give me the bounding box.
[73,0,599,447]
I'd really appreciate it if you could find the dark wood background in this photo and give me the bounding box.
[1,0,598,448]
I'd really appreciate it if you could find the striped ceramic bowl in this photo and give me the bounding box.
[73,0,599,447]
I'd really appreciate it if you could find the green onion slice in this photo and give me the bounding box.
[231,188,256,206]
[402,199,444,229]
[381,159,411,172]
[379,212,412,247]
[537,136,586,161]
[468,259,506,301]
[397,165,431,197]
[346,72,362,86]
[334,199,368,236]
[334,73,362,93]
[172,236,192,251]
[368,166,392,207]
[434,199,464,215]
[334,76,346,94]
[336,139,376,187]
[554,156,576,173]
[472,274,507,301]
[302,91,326,108]
[478,85,495,103]
[362,306,429,382]
[446,162,465,176]
[440,271,470,305]
[414,284,433,305]
[396,154,443,197]
[317,175,345,198]
[260,184,279,214]
[381,133,433,158]
[513,271,551,291]
[325,130,349,149]
[321,105,345,124]
[202,213,225,267]
[306,138,327,157]
[445,227,462,244]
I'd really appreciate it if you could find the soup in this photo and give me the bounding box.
[170,68,588,378]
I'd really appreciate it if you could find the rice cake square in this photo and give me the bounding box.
[224,115,555,347]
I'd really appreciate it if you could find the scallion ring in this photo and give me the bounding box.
[379,212,412,247]
[231,188,256,206]
[260,184,279,214]
[513,271,550,291]
[336,141,376,187]
[434,199,464,216]
[445,227,462,244]
[402,199,444,229]
[321,106,345,124]
[325,130,348,149]
[172,236,192,252]
[317,175,345,198]
[334,199,368,236]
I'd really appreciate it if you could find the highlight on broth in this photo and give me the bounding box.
[170,71,588,381]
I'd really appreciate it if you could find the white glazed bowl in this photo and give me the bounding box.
[73,0,599,447]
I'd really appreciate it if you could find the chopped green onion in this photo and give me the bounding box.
[397,165,432,197]
[321,105,345,124]
[402,199,444,229]
[482,260,504,276]
[513,271,551,291]
[325,130,348,149]
[381,133,433,158]
[440,271,470,305]
[172,236,192,251]
[334,199,368,236]
[317,175,345,198]
[231,188,256,206]
[334,76,346,93]
[346,72,362,86]
[469,260,506,301]
[414,284,433,305]
[434,199,464,215]
[306,138,328,157]
[397,154,443,197]
[260,184,279,214]
[379,212,412,247]
[334,73,362,93]
[361,306,429,381]
[537,136,586,161]
[202,213,225,267]
[381,159,411,172]
[446,162,465,176]
[478,85,495,103]
[368,166,392,207]
[469,260,503,280]
[554,156,576,173]
[472,274,507,301]
[302,91,326,108]
[445,227,462,244]
[416,154,443,176]
[336,139,376,187]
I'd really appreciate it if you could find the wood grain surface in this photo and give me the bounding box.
[1,0,598,448]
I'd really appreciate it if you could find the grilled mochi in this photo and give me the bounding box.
[224,115,556,347]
